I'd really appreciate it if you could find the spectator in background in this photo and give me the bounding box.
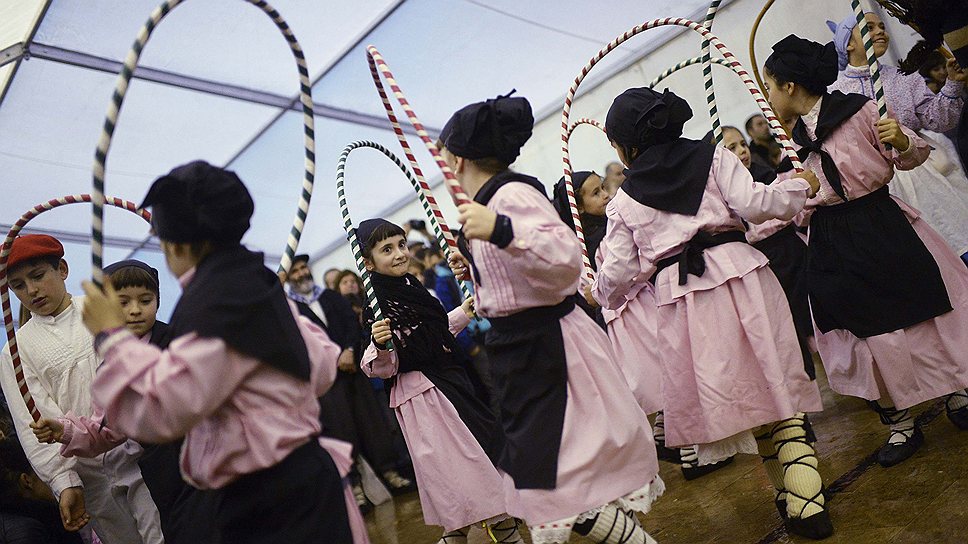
[337,270,367,324]
[401,219,434,248]
[285,256,415,514]
[323,268,342,291]
[603,161,625,197]
[745,113,782,168]
[920,49,949,94]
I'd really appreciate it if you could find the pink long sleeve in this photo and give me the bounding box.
[57,410,127,458]
[90,302,342,489]
[715,150,810,224]
[593,205,644,311]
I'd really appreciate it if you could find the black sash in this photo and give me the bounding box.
[651,230,748,285]
[484,297,575,489]
[808,187,952,337]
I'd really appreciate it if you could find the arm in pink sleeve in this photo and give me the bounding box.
[290,301,341,398]
[715,148,809,224]
[360,341,399,379]
[492,185,583,292]
[447,307,471,336]
[58,410,127,458]
[862,102,929,171]
[593,206,644,311]
[92,331,257,444]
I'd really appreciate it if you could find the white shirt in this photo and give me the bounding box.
[0,296,94,497]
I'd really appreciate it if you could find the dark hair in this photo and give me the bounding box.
[335,269,364,293]
[8,256,61,276]
[916,48,947,78]
[720,125,745,142]
[0,437,33,508]
[413,245,442,262]
[763,63,827,96]
[744,114,764,133]
[434,139,510,175]
[361,222,407,259]
[108,265,160,298]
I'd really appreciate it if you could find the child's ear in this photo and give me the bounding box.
[58,259,69,280]
[363,258,374,272]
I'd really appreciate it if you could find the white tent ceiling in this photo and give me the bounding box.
[0,0,713,319]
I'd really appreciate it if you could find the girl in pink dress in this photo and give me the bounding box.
[589,85,831,539]
[441,93,663,544]
[357,218,522,544]
[764,35,968,468]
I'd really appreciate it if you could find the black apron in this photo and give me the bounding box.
[211,440,352,544]
[485,297,574,489]
[808,186,952,337]
[753,225,816,379]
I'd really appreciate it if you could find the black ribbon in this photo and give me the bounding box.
[652,231,748,285]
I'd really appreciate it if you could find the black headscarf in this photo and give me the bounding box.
[553,172,606,267]
[606,87,716,215]
[439,91,534,164]
[141,161,254,244]
[764,35,839,94]
[141,161,310,380]
[356,218,398,253]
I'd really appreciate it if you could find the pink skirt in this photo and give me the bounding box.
[815,214,968,409]
[657,265,823,447]
[395,384,506,531]
[502,309,661,525]
[606,285,664,415]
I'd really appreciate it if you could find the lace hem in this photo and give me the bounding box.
[527,477,666,544]
[697,430,757,465]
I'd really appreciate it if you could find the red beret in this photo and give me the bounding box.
[6,235,65,271]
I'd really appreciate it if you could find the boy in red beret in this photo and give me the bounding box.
[0,234,164,543]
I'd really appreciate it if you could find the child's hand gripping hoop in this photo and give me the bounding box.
[91,0,317,289]
[1,196,151,422]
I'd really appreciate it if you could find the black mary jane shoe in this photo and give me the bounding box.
[681,456,734,481]
[786,510,834,540]
[946,404,968,431]
[876,426,924,468]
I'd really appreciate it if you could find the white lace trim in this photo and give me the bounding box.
[696,430,758,466]
[527,477,666,544]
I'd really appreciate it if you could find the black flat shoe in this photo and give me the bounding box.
[681,456,734,481]
[946,404,968,431]
[786,510,834,540]
[876,426,924,467]
[656,443,682,464]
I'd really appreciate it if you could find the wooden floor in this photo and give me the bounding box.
[363,361,968,543]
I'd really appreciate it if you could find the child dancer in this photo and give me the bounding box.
[828,13,968,263]
[30,259,218,544]
[553,173,683,470]
[76,161,366,543]
[764,35,968,467]
[441,93,663,544]
[0,235,164,543]
[589,86,831,539]
[356,218,521,544]
[715,126,816,379]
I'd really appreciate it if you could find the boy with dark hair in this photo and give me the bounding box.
[0,235,163,543]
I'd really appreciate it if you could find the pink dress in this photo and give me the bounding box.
[91,277,370,543]
[469,181,663,536]
[797,98,968,410]
[593,147,824,448]
[361,307,505,531]
[596,224,664,416]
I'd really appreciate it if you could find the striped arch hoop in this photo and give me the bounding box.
[648,56,736,89]
[365,46,472,208]
[1,195,150,422]
[565,118,606,143]
[701,0,724,143]
[91,0,315,288]
[561,17,804,281]
[338,140,473,303]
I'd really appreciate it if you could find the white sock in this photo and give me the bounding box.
[486,517,524,544]
[653,411,666,445]
[946,390,968,410]
[680,446,698,469]
[574,504,653,544]
[437,526,469,544]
